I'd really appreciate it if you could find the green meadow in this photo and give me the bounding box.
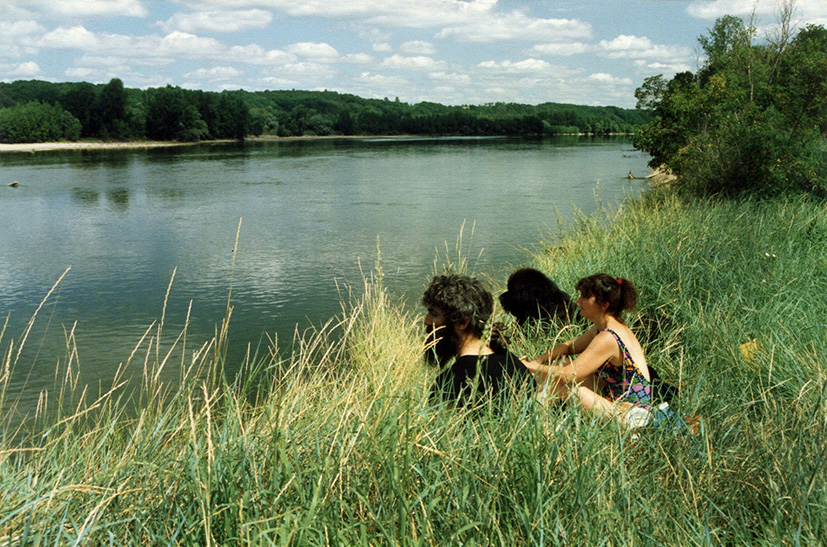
[1,187,825,545]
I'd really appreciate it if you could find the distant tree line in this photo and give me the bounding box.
[0,78,650,144]
[0,79,249,143]
[633,11,827,196]
[238,90,648,138]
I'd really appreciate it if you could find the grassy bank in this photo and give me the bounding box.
[1,189,825,545]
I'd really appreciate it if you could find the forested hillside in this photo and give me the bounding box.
[0,79,649,144]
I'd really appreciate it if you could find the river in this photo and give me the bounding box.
[0,135,650,409]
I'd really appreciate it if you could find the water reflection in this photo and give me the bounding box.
[78,148,133,168]
[72,187,100,205]
[107,188,130,210]
[156,187,186,204]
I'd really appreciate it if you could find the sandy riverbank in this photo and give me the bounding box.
[0,134,500,154]
[0,140,229,154]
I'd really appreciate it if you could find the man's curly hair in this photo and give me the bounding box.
[421,273,493,338]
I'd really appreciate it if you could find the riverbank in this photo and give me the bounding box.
[0,135,456,154]
[0,135,429,154]
[1,186,823,544]
[0,140,225,154]
[0,133,633,154]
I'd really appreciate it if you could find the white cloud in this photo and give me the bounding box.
[39,26,100,49]
[65,67,96,79]
[437,12,592,43]
[428,86,465,104]
[36,26,301,71]
[357,27,393,52]
[0,20,43,58]
[400,40,436,54]
[195,0,587,45]
[687,0,779,19]
[11,61,41,77]
[355,71,408,84]
[64,63,140,82]
[429,71,472,85]
[159,31,227,56]
[358,27,391,42]
[286,42,340,60]
[75,55,144,71]
[530,42,589,56]
[598,35,694,62]
[342,53,374,64]
[249,0,499,27]
[10,0,147,18]
[587,72,633,85]
[259,75,301,87]
[184,66,243,80]
[687,0,827,38]
[381,54,447,71]
[230,45,296,66]
[351,71,410,97]
[263,61,340,83]
[477,58,552,73]
[0,19,42,39]
[159,9,274,33]
[635,60,694,75]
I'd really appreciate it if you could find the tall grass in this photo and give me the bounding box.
[1,189,825,545]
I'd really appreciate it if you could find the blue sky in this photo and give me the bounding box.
[2,0,825,108]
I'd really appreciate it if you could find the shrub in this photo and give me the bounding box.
[0,101,81,143]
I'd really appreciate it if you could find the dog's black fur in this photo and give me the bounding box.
[499,268,576,325]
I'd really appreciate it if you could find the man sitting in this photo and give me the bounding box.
[422,272,531,408]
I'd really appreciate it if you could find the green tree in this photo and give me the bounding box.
[0,102,81,143]
[144,85,208,142]
[774,25,827,138]
[62,82,100,137]
[97,78,128,138]
[633,13,827,196]
[697,14,755,87]
[333,109,357,135]
[215,92,250,140]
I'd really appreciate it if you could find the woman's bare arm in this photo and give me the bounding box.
[533,324,599,365]
[530,329,617,387]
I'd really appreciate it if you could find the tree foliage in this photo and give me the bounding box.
[97,78,129,139]
[633,13,827,197]
[0,102,81,143]
[0,79,649,144]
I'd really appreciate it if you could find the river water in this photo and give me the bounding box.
[1,136,650,409]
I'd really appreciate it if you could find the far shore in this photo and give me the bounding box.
[0,139,234,154]
[0,133,638,155]
[0,135,421,154]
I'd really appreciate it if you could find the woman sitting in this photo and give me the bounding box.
[527,273,652,424]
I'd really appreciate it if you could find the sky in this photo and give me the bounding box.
[2,0,826,109]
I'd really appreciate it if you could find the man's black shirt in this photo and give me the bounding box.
[430,351,531,408]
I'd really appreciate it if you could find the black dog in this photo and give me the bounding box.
[499,268,576,325]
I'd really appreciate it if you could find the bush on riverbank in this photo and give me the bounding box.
[1,188,826,544]
[0,102,81,144]
[634,16,827,197]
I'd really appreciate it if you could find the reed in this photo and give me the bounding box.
[1,189,825,545]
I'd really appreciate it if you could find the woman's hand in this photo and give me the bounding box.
[527,355,574,388]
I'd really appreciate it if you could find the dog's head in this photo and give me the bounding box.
[499,268,573,324]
